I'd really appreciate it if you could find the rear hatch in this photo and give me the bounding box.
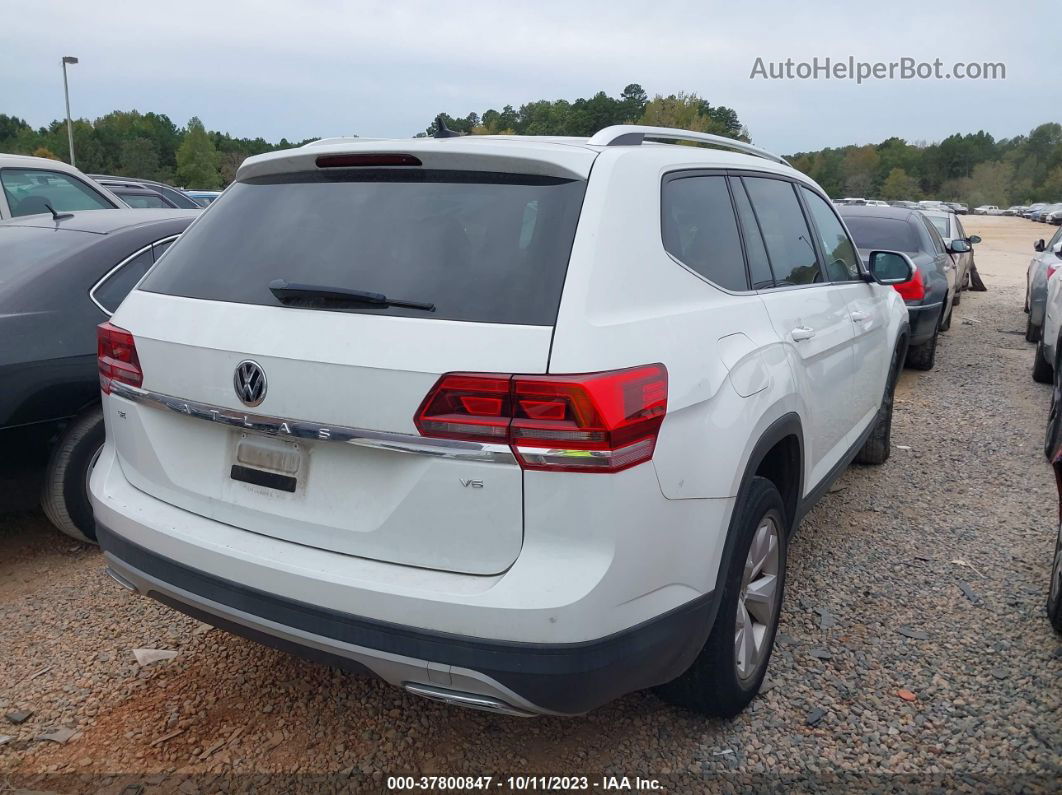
[106,146,591,575]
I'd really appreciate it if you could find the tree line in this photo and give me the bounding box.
[2,87,1058,207]
[788,124,1062,206]
[421,84,747,140]
[0,85,746,189]
[0,111,317,189]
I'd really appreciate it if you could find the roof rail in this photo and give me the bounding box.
[586,125,789,166]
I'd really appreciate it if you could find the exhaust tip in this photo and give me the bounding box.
[403,683,535,717]
[105,567,139,593]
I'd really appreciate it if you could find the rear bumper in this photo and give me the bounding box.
[906,301,943,345]
[98,523,716,715]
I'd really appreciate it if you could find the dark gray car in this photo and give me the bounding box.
[0,208,198,542]
[1026,225,1062,341]
[840,205,963,370]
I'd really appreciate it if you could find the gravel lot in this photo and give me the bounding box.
[1,216,1059,791]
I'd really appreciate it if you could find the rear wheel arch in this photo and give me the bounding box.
[737,413,804,535]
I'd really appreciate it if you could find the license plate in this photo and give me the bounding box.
[231,434,304,492]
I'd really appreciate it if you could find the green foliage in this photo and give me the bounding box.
[0,109,318,187]
[423,85,748,143]
[638,93,747,141]
[788,122,1062,204]
[176,117,220,189]
[880,167,921,201]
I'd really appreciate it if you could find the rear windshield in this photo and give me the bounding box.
[842,216,921,253]
[140,169,586,325]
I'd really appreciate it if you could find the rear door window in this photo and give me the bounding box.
[921,216,947,254]
[1,168,115,217]
[140,170,586,326]
[730,178,774,289]
[742,177,823,286]
[92,247,155,314]
[152,238,175,260]
[661,175,748,291]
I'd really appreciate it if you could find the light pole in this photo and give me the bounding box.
[61,56,78,167]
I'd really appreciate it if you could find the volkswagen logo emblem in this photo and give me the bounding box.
[233,360,267,407]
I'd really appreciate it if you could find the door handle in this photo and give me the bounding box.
[851,311,870,323]
[790,326,816,341]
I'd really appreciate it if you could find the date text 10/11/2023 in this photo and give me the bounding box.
[386,775,663,791]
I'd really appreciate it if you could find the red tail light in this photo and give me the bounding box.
[892,268,925,302]
[1048,263,1061,281]
[97,322,143,395]
[415,365,668,473]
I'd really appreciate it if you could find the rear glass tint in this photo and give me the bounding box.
[140,170,586,325]
[842,215,921,253]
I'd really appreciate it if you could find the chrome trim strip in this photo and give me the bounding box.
[109,382,517,465]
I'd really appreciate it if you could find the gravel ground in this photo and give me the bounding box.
[0,216,1059,792]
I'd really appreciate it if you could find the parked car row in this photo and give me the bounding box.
[0,152,217,219]
[1025,237,1062,635]
[0,125,1002,719]
[839,204,978,370]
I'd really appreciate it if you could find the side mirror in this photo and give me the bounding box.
[1035,239,1046,252]
[948,239,971,254]
[1054,241,1062,259]
[868,250,916,285]
[968,235,981,245]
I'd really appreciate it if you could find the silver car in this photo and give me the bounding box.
[921,209,980,300]
[1026,225,1062,341]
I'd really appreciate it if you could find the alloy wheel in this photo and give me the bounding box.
[734,514,781,680]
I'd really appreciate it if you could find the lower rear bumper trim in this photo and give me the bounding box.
[96,523,717,715]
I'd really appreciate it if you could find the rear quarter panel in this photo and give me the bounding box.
[548,149,802,501]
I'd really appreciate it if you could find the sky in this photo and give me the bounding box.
[2,0,1057,155]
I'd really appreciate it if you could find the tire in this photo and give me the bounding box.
[1048,525,1062,634]
[1026,317,1041,343]
[906,325,938,371]
[940,304,952,332]
[654,477,787,717]
[953,290,961,306]
[41,406,104,543]
[855,337,904,465]
[1033,338,1053,384]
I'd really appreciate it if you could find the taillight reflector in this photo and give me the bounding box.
[97,322,143,395]
[892,267,926,302]
[414,365,668,473]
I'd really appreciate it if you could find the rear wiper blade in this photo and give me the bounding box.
[268,279,435,312]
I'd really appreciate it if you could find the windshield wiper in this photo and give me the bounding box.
[268,279,435,312]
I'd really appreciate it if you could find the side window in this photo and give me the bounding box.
[1,168,114,217]
[661,175,748,291]
[153,238,175,260]
[742,177,823,286]
[92,248,155,314]
[800,187,861,281]
[730,178,775,289]
[921,217,947,254]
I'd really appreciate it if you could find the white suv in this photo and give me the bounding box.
[90,125,911,717]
